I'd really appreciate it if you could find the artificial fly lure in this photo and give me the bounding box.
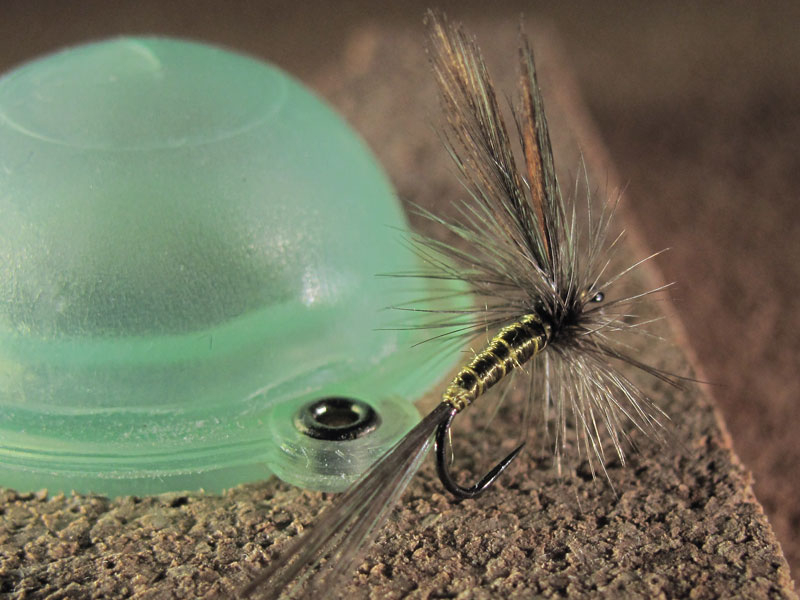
[239,11,679,599]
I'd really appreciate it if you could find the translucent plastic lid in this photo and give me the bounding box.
[0,38,464,495]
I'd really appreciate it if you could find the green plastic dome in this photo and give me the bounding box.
[0,38,463,495]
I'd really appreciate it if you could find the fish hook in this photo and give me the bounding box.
[435,405,526,499]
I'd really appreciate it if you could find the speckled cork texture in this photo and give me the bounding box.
[1,21,796,600]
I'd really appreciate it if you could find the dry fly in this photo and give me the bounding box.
[239,10,679,599]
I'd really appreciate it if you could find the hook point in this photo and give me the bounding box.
[435,405,525,499]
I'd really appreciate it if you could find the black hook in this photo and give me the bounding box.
[435,405,525,499]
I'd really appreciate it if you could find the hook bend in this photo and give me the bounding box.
[435,405,525,499]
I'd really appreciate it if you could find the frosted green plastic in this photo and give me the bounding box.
[0,38,464,495]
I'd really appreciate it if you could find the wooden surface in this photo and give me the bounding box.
[0,13,796,598]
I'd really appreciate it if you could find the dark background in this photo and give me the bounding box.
[2,0,797,586]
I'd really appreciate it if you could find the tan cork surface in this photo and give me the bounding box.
[0,3,796,598]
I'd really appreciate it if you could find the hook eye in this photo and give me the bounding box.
[581,288,605,303]
[294,396,381,441]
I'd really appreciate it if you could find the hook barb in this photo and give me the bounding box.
[435,405,525,499]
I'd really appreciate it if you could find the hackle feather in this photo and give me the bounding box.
[238,11,679,598]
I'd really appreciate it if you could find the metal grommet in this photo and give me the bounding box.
[294,397,381,441]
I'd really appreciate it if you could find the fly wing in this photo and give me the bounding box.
[518,33,563,274]
[425,11,551,276]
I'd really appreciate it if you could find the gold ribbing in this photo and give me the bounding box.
[443,314,549,412]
